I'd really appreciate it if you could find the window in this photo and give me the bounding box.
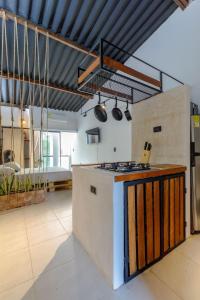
[42,132,60,168]
[60,132,76,168]
[41,131,76,169]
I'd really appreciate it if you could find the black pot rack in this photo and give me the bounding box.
[81,95,130,117]
[78,39,184,105]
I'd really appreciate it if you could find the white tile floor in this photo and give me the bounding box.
[0,190,200,300]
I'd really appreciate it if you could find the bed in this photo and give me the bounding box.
[15,167,72,186]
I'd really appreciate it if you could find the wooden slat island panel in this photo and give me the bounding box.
[127,186,137,274]
[136,184,146,270]
[146,182,154,264]
[125,170,186,282]
[169,178,175,249]
[163,179,169,252]
[153,181,161,260]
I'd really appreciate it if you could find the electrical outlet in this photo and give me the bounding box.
[90,185,96,195]
[153,126,162,132]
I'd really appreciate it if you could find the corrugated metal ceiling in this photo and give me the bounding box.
[0,0,177,111]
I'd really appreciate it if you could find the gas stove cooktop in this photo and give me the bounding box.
[96,161,150,173]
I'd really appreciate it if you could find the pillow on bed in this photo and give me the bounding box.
[0,166,15,176]
[4,162,21,172]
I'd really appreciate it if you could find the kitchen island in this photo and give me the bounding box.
[72,163,186,289]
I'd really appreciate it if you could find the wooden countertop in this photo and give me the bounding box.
[114,164,186,182]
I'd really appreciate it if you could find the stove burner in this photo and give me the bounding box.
[97,161,150,172]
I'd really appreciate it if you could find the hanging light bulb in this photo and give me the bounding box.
[21,118,26,127]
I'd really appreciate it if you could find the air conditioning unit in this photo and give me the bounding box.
[47,112,68,123]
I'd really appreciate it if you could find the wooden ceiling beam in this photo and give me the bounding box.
[173,0,189,10]
[78,56,161,88]
[103,56,161,88]
[180,0,189,5]
[0,71,91,100]
[78,57,100,84]
[0,9,98,58]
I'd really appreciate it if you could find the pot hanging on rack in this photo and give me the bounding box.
[94,93,107,122]
[112,98,123,121]
[124,101,132,121]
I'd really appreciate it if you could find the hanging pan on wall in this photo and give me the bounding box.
[124,101,132,121]
[112,98,123,121]
[94,93,107,122]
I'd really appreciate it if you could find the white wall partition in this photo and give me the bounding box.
[72,95,132,164]
[1,107,29,128]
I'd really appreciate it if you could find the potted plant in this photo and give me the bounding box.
[0,174,16,210]
[18,175,33,205]
[0,173,46,211]
[33,176,46,204]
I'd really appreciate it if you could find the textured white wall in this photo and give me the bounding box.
[132,85,191,237]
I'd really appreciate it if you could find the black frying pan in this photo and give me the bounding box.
[112,99,123,121]
[94,104,107,122]
[94,93,108,122]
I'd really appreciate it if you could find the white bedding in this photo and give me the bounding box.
[15,167,72,183]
